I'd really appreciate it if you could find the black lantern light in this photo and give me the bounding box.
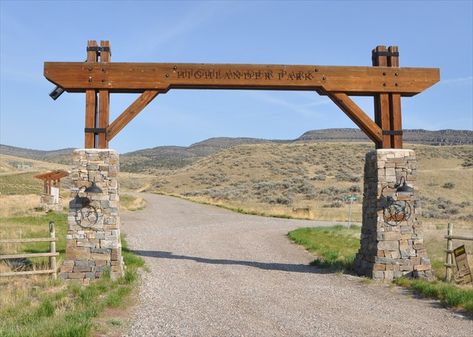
[84,181,103,194]
[394,176,414,194]
[73,180,103,227]
[381,175,413,226]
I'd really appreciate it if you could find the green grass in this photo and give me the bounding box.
[289,225,473,314]
[0,212,68,265]
[395,278,473,313]
[0,229,145,337]
[0,172,42,195]
[288,225,360,271]
[119,194,146,211]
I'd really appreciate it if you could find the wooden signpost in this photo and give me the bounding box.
[44,40,439,150]
[453,245,472,284]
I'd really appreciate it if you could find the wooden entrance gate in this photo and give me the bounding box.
[44,41,439,149]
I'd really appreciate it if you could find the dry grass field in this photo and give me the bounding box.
[141,142,473,227]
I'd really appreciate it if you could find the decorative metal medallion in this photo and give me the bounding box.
[382,196,412,226]
[380,176,414,226]
[72,181,103,228]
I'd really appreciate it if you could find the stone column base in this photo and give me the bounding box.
[40,194,63,212]
[354,149,432,281]
[60,149,124,282]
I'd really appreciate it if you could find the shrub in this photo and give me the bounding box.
[442,182,455,189]
[462,156,473,167]
[324,200,343,208]
[349,185,361,193]
[335,172,360,182]
[437,197,451,209]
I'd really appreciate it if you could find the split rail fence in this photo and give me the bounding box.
[0,221,58,279]
[445,223,473,283]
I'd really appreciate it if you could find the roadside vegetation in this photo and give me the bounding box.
[288,226,360,271]
[120,194,146,211]
[0,210,145,337]
[288,225,473,314]
[0,236,143,337]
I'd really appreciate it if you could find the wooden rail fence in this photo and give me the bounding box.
[445,223,473,283]
[0,221,58,279]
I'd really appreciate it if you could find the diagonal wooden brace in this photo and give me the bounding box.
[107,90,160,141]
[326,92,383,144]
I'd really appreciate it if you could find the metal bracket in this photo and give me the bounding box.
[372,51,400,58]
[382,130,403,136]
[86,46,111,55]
[85,128,107,135]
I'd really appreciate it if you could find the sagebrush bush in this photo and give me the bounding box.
[442,182,455,189]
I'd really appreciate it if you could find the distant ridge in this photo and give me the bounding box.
[1,129,472,171]
[0,144,73,165]
[298,128,473,145]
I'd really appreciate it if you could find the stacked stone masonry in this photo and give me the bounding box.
[354,149,432,281]
[60,149,124,282]
[40,194,63,212]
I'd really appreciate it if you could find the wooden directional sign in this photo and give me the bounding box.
[453,245,472,284]
[43,41,440,149]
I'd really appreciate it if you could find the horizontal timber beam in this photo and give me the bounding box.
[44,62,439,96]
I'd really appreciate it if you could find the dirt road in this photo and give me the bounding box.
[121,193,472,337]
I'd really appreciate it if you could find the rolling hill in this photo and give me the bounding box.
[1,129,472,172]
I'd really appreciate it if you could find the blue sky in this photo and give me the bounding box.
[1,0,472,153]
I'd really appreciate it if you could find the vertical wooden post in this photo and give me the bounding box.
[98,40,111,149]
[388,46,403,148]
[445,223,453,282]
[49,221,57,280]
[85,40,98,148]
[372,45,391,149]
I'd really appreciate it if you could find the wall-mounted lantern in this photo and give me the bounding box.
[394,176,414,197]
[381,175,413,226]
[72,180,103,228]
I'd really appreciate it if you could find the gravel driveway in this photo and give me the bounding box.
[121,193,472,337]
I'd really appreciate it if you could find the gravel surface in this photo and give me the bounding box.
[121,193,472,337]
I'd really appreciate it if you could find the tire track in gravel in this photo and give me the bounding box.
[121,193,472,337]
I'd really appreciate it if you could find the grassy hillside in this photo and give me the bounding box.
[0,145,73,165]
[2,139,472,226]
[0,154,71,196]
[145,142,473,226]
[120,129,473,172]
[299,129,473,145]
[4,129,471,173]
[120,137,273,171]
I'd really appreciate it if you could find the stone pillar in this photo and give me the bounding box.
[60,149,124,282]
[354,149,432,281]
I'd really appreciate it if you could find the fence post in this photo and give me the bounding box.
[49,222,57,280]
[445,223,453,282]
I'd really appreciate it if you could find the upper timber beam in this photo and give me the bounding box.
[44,62,439,96]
